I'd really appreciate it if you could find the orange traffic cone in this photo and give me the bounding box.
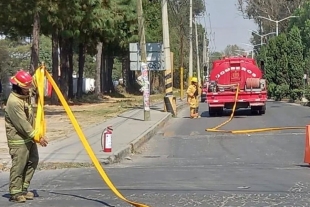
[304,125,310,164]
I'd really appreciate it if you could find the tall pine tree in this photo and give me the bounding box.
[264,37,277,84]
[287,25,304,90]
[275,33,289,86]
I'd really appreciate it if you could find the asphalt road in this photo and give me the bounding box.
[1,101,310,207]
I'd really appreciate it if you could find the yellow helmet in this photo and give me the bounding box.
[191,77,198,83]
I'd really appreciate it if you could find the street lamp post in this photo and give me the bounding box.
[249,30,276,46]
[257,16,298,36]
[242,43,265,48]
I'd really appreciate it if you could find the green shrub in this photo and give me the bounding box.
[267,82,276,98]
[289,89,303,101]
[304,86,310,101]
[273,84,289,101]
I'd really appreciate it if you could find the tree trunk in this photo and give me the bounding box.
[59,36,70,100]
[77,43,86,98]
[122,57,128,90]
[30,11,40,74]
[51,27,59,105]
[128,70,134,88]
[101,55,109,94]
[100,56,104,93]
[159,72,165,93]
[107,56,115,93]
[68,38,74,99]
[95,42,103,95]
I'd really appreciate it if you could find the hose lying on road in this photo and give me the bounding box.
[35,64,150,207]
[205,84,305,134]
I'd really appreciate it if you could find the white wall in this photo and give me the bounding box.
[2,76,95,99]
[73,77,95,95]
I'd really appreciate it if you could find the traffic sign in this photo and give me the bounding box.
[129,42,165,71]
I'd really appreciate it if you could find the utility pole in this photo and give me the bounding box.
[179,20,184,100]
[206,37,210,77]
[194,17,201,85]
[188,0,193,85]
[162,0,176,116]
[203,32,207,78]
[162,0,172,96]
[137,0,150,121]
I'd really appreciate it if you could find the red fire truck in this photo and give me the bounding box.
[205,56,267,116]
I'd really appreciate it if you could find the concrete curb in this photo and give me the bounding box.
[104,101,188,164]
[269,99,309,107]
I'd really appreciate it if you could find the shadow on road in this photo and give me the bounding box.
[200,109,262,118]
[1,189,115,206]
[2,193,9,199]
[2,190,40,199]
[48,191,115,207]
[269,105,281,108]
[296,164,310,168]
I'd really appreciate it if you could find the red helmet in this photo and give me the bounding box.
[10,70,33,89]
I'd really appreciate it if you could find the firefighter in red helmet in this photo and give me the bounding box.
[5,69,48,203]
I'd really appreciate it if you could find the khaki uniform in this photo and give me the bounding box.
[187,84,199,116]
[5,92,38,195]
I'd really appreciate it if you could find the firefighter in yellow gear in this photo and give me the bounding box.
[5,70,48,203]
[186,77,201,118]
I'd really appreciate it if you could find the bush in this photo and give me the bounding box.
[289,89,303,102]
[304,86,310,101]
[273,84,289,101]
[267,82,276,98]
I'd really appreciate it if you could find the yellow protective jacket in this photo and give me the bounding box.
[5,92,36,147]
[187,84,199,108]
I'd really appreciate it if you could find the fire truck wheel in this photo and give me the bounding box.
[217,108,224,116]
[209,111,216,117]
[208,107,216,117]
[259,105,266,115]
[250,109,258,115]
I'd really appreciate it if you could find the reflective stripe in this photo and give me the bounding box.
[8,137,33,145]
[23,183,29,189]
[11,189,22,194]
[29,129,37,138]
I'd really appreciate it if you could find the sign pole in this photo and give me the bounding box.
[128,43,164,120]
[137,0,150,121]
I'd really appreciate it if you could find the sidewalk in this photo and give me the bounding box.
[0,99,187,170]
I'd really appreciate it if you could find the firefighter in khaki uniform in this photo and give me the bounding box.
[5,70,48,203]
[186,77,201,118]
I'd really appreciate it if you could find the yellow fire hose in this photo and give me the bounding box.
[205,84,305,134]
[34,64,150,207]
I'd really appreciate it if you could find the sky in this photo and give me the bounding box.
[198,0,257,52]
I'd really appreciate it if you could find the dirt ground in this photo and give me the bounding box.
[0,90,181,144]
[40,93,167,142]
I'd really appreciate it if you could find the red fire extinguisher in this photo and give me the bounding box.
[101,126,113,152]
